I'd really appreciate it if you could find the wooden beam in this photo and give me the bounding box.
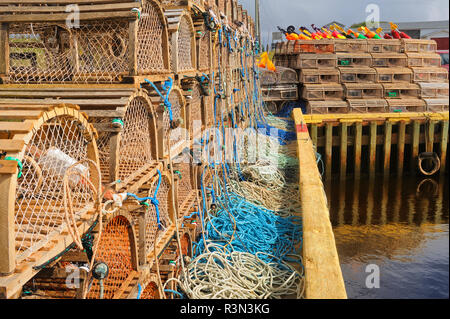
[128,19,138,77]
[0,173,16,274]
[0,23,9,76]
[0,11,138,23]
[292,109,347,299]
[426,120,435,153]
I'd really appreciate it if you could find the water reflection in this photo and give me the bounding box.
[326,176,449,299]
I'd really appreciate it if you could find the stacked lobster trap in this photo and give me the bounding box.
[0,0,258,299]
[272,37,448,114]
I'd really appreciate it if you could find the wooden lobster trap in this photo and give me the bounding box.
[0,104,99,298]
[424,98,449,112]
[300,68,340,84]
[339,67,376,83]
[165,9,197,76]
[144,81,188,159]
[406,53,442,68]
[231,0,239,23]
[343,83,384,99]
[371,53,408,68]
[173,161,199,219]
[418,82,449,98]
[225,0,233,21]
[196,24,212,72]
[375,67,413,83]
[306,100,349,114]
[336,53,372,67]
[301,84,344,101]
[383,83,420,99]
[260,67,298,85]
[293,54,337,69]
[216,0,226,15]
[85,213,140,299]
[182,79,205,142]
[0,87,161,194]
[386,98,426,112]
[272,55,290,68]
[290,40,335,54]
[0,0,171,84]
[410,67,449,83]
[261,84,298,102]
[333,39,368,53]
[367,39,402,53]
[347,99,388,113]
[401,39,438,53]
[158,0,205,11]
[129,169,176,269]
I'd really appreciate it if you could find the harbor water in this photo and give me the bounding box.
[326,176,449,299]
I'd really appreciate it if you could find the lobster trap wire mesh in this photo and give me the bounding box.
[188,82,203,139]
[137,1,167,73]
[198,29,211,71]
[175,163,194,204]
[164,90,184,149]
[118,97,154,183]
[15,115,94,262]
[86,215,134,299]
[177,16,194,71]
[8,20,129,84]
[140,282,160,299]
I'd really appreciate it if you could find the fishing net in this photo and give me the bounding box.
[15,114,95,263]
[86,215,134,299]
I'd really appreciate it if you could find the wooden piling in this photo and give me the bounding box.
[426,120,435,153]
[397,121,406,176]
[411,120,420,174]
[354,122,362,179]
[383,121,392,176]
[340,122,348,179]
[311,124,318,147]
[369,121,377,177]
[440,121,448,175]
[325,123,333,180]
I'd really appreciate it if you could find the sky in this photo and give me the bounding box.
[238,0,449,46]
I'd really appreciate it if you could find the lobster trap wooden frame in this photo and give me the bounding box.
[343,83,384,99]
[375,67,413,83]
[0,0,171,84]
[418,82,449,99]
[261,84,298,102]
[333,39,368,53]
[401,39,438,53]
[293,54,338,69]
[165,9,197,76]
[181,78,205,142]
[336,53,372,68]
[306,100,349,114]
[371,53,408,68]
[339,67,376,83]
[260,67,298,86]
[301,84,344,101]
[410,67,449,83]
[347,99,388,113]
[84,212,140,299]
[289,40,335,54]
[367,39,402,53]
[300,68,340,84]
[406,52,442,68]
[424,98,449,112]
[0,103,99,298]
[383,83,420,99]
[196,24,213,72]
[145,83,188,159]
[386,98,426,112]
[0,86,160,193]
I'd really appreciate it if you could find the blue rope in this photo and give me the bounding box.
[127,169,162,229]
[145,78,174,125]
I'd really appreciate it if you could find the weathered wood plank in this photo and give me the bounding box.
[397,121,406,176]
[292,108,347,299]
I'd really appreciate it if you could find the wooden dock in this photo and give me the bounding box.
[292,108,347,299]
